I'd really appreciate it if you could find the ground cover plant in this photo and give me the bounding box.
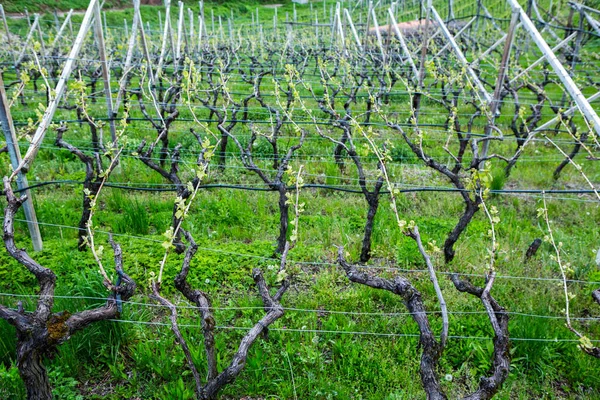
[0,0,600,398]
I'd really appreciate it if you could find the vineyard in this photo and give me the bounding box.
[0,0,599,398]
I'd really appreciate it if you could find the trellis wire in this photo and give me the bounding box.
[11,217,600,286]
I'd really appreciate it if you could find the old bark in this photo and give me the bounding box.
[338,244,510,400]
[338,248,447,400]
[156,231,291,400]
[17,338,52,400]
[443,198,479,263]
[360,194,380,263]
[276,186,290,255]
[1,177,136,399]
[450,274,510,399]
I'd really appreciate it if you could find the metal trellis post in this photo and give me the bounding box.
[0,73,43,251]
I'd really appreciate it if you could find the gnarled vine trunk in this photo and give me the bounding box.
[444,198,480,263]
[1,177,136,400]
[17,336,52,400]
[360,194,380,263]
[277,186,290,254]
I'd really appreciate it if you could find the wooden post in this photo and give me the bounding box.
[274,8,278,41]
[430,6,491,103]
[218,15,223,41]
[53,9,60,32]
[16,15,41,66]
[167,3,176,63]
[389,8,418,81]
[0,5,18,68]
[414,0,433,121]
[363,1,372,51]
[188,8,194,53]
[481,10,519,167]
[201,1,207,37]
[509,32,577,84]
[115,0,141,113]
[0,73,43,251]
[256,7,259,34]
[330,6,337,46]
[176,1,184,61]
[507,0,600,137]
[569,10,585,74]
[103,11,108,36]
[344,8,363,51]
[371,6,386,61]
[34,14,47,64]
[434,16,476,57]
[385,6,392,53]
[93,1,117,145]
[13,0,98,175]
[198,13,203,50]
[336,3,346,54]
[157,0,172,76]
[136,0,155,84]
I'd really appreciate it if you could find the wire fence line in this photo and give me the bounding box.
[10,81,593,109]
[1,291,598,322]
[10,217,600,286]
[7,178,600,200]
[12,128,592,148]
[105,321,600,343]
[13,135,595,163]
[22,140,591,166]
[9,176,600,195]
[0,293,598,344]
[10,113,586,133]
[18,155,599,197]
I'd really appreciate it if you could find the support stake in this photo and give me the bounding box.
[0,73,43,251]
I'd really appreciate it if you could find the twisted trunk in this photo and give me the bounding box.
[553,131,588,180]
[360,195,380,263]
[218,133,228,170]
[444,199,479,263]
[276,187,289,254]
[338,249,447,399]
[17,335,52,400]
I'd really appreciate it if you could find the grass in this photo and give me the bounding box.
[1,182,599,398]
